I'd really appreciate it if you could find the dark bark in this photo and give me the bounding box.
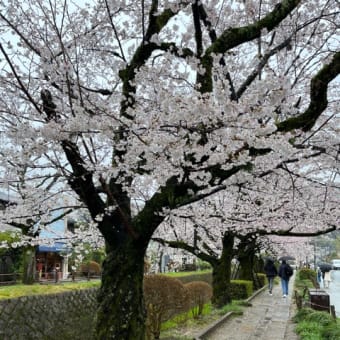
[211,232,234,307]
[237,238,257,285]
[96,240,147,340]
[277,51,340,132]
[237,255,254,282]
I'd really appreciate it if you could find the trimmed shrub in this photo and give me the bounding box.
[256,273,266,287]
[230,280,253,299]
[80,261,101,276]
[299,268,315,279]
[174,272,212,285]
[144,275,189,339]
[184,281,213,318]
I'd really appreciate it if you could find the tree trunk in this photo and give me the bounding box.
[211,232,234,307]
[96,240,147,339]
[22,246,36,284]
[238,255,254,281]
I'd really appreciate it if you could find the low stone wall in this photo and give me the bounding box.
[0,288,98,340]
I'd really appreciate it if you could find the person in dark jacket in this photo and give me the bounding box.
[264,258,278,295]
[278,260,293,298]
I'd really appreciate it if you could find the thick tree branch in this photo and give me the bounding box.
[198,0,301,92]
[119,4,182,118]
[260,225,337,237]
[192,1,203,57]
[152,237,217,264]
[277,51,340,132]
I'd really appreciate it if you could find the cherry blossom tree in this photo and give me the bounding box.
[0,0,339,338]
[153,166,339,305]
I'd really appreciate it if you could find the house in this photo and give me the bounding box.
[35,211,72,281]
[1,191,73,281]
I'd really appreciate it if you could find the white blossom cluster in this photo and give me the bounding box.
[0,0,338,250]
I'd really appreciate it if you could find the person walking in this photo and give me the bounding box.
[317,267,322,287]
[264,258,278,295]
[323,270,331,288]
[278,260,293,298]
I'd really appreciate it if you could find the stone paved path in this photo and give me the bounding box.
[198,274,299,340]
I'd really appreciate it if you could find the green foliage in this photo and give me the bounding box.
[304,311,334,327]
[299,268,316,281]
[161,303,212,332]
[216,300,245,316]
[321,322,340,340]
[293,307,340,340]
[293,307,315,323]
[0,231,23,273]
[197,260,212,271]
[257,273,266,287]
[0,281,100,300]
[229,280,253,299]
[298,268,319,288]
[295,321,324,340]
[0,231,21,244]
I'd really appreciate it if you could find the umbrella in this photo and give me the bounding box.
[317,262,332,272]
[263,256,274,262]
[279,255,295,261]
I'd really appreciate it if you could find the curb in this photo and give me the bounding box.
[195,285,268,340]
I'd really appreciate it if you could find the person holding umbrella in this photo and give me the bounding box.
[318,262,333,288]
[278,259,293,298]
[323,270,332,288]
[264,258,278,295]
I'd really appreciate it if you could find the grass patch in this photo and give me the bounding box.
[0,280,100,300]
[295,321,324,340]
[163,270,211,277]
[216,300,245,316]
[161,303,213,332]
[159,300,246,339]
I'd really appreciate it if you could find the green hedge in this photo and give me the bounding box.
[230,280,253,299]
[257,273,266,288]
[167,273,255,299]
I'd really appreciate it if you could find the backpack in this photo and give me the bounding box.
[285,265,293,277]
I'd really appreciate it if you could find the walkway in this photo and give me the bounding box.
[196,274,299,340]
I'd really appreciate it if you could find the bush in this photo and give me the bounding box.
[293,307,315,323]
[299,268,315,279]
[230,280,253,299]
[80,261,101,276]
[304,311,334,327]
[293,308,340,340]
[256,273,266,288]
[144,274,189,339]
[184,281,212,318]
[321,323,340,340]
[299,269,318,288]
[197,260,212,271]
[295,321,324,339]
